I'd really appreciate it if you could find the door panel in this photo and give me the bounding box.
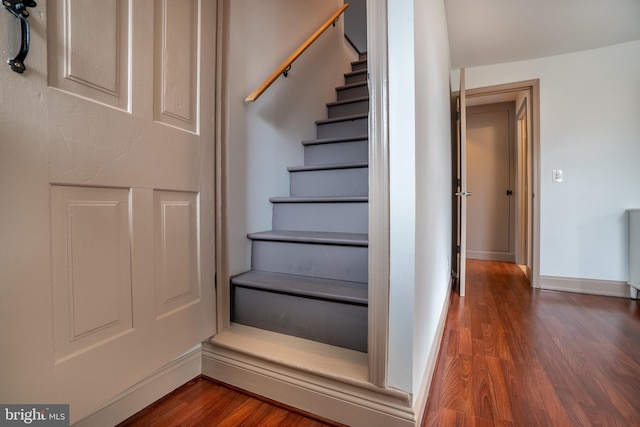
[0,0,216,422]
[455,69,467,296]
[47,0,130,110]
[51,186,133,363]
[154,0,199,132]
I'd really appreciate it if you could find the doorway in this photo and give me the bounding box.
[458,80,540,287]
[466,102,516,262]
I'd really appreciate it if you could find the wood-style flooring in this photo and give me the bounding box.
[422,259,640,426]
[118,376,342,427]
[120,260,640,426]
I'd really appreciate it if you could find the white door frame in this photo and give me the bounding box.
[464,80,541,288]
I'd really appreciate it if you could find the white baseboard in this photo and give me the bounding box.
[539,275,631,298]
[412,280,452,426]
[74,346,202,427]
[202,325,417,427]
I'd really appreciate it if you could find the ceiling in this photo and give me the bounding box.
[444,0,640,69]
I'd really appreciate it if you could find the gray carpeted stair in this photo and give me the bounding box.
[231,56,369,352]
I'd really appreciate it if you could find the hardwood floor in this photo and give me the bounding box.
[119,260,640,426]
[118,376,343,427]
[422,259,640,426]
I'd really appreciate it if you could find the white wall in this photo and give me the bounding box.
[224,0,356,276]
[451,40,640,283]
[387,0,453,395]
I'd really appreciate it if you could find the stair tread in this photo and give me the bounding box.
[302,135,368,146]
[327,96,369,107]
[345,69,367,77]
[287,162,367,172]
[231,271,367,305]
[270,196,368,203]
[336,81,367,91]
[247,230,368,246]
[315,113,368,125]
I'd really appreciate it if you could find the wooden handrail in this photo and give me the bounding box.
[245,4,349,103]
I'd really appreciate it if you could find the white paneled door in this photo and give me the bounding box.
[0,1,216,423]
[455,69,468,297]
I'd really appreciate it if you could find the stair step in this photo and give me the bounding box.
[345,69,367,85]
[336,82,368,101]
[231,271,367,305]
[288,162,368,197]
[270,196,368,203]
[303,136,368,166]
[315,113,368,139]
[248,230,368,246]
[327,96,369,118]
[302,135,368,146]
[248,230,367,283]
[232,281,367,352]
[271,196,368,233]
[351,58,367,71]
[287,161,367,173]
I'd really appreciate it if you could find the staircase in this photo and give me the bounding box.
[231,55,369,353]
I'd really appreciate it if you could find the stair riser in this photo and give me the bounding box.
[273,202,368,233]
[290,167,368,197]
[251,240,368,282]
[232,286,367,352]
[304,139,368,166]
[337,85,368,101]
[345,72,367,85]
[351,60,367,72]
[316,117,368,139]
[328,99,369,118]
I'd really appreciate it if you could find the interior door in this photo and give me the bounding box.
[0,0,216,423]
[455,69,468,296]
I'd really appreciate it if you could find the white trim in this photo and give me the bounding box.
[74,346,202,427]
[202,338,417,427]
[539,276,631,298]
[366,0,390,388]
[215,0,230,331]
[412,280,452,426]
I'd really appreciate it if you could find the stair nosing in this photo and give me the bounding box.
[302,135,368,146]
[269,196,368,203]
[247,230,368,247]
[315,113,368,126]
[231,271,368,306]
[287,161,368,172]
[327,96,369,108]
